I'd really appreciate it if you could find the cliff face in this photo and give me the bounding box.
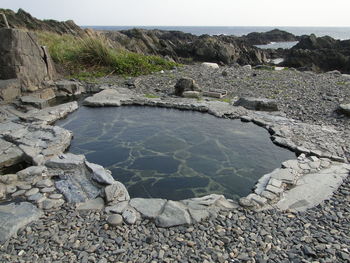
[103,29,267,65]
[0,8,84,36]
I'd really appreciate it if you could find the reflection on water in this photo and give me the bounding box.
[57,106,295,200]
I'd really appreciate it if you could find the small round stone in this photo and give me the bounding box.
[11,189,26,197]
[40,187,55,193]
[6,185,17,194]
[25,188,39,197]
[36,179,54,188]
[18,184,32,190]
[107,214,123,226]
[49,194,63,199]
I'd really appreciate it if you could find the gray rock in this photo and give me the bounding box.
[0,174,17,184]
[20,96,48,109]
[188,208,210,223]
[6,185,17,194]
[36,178,53,188]
[338,104,350,116]
[155,201,191,227]
[48,154,101,203]
[174,77,201,96]
[17,166,47,180]
[55,80,84,96]
[122,207,139,224]
[105,182,130,203]
[25,188,39,197]
[0,138,24,171]
[0,184,5,199]
[107,214,123,226]
[183,91,201,99]
[41,198,64,210]
[201,62,220,69]
[27,192,44,202]
[40,187,55,193]
[0,79,21,101]
[242,65,252,70]
[129,198,166,218]
[49,194,63,199]
[0,202,42,243]
[18,184,32,190]
[270,169,297,184]
[0,28,56,91]
[77,197,105,211]
[234,97,278,111]
[85,161,115,185]
[12,189,26,197]
[105,201,129,214]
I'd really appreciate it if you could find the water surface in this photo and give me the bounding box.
[57,106,295,200]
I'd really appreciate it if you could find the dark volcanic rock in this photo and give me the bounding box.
[242,29,299,45]
[103,29,267,65]
[174,77,201,96]
[282,34,350,73]
[0,8,84,36]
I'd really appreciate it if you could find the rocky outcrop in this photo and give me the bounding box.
[0,8,84,36]
[103,29,267,65]
[282,34,350,73]
[242,29,299,45]
[0,28,57,96]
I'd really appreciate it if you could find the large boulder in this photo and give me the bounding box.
[174,77,201,96]
[0,28,56,92]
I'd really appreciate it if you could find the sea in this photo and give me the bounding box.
[84,26,350,49]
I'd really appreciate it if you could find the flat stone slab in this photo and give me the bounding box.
[129,198,166,219]
[275,164,350,211]
[0,202,42,243]
[23,101,78,124]
[155,200,192,227]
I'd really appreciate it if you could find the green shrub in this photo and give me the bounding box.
[37,32,179,78]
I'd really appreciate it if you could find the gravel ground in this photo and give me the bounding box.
[1,64,349,262]
[1,177,349,263]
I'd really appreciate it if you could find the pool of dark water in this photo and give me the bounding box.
[56,106,295,200]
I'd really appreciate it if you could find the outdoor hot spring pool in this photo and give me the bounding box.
[57,106,295,200]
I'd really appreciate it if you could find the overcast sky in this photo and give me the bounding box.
[1,0,350,27]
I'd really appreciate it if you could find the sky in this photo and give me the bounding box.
[1,0,350,27]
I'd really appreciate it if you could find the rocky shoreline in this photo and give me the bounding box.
[0,11,349,262]
[0,63,349,262]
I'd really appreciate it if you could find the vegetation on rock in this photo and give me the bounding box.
[37,32,178,79]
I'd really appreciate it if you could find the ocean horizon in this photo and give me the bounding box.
[82,26,350,40]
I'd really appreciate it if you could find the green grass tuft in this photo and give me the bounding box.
[144,93,160,99]
[37,32,179,78]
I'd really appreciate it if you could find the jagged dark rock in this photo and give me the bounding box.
[103,29,267,65]
[282,34,350,73]
[242,29,299,45]
[0,8,84,36]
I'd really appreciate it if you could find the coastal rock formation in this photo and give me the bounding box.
[103,29,267,65]
[0,28,57,96]
[242,29,299,45]
[0,8,84,36]
[282,34,350,73]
